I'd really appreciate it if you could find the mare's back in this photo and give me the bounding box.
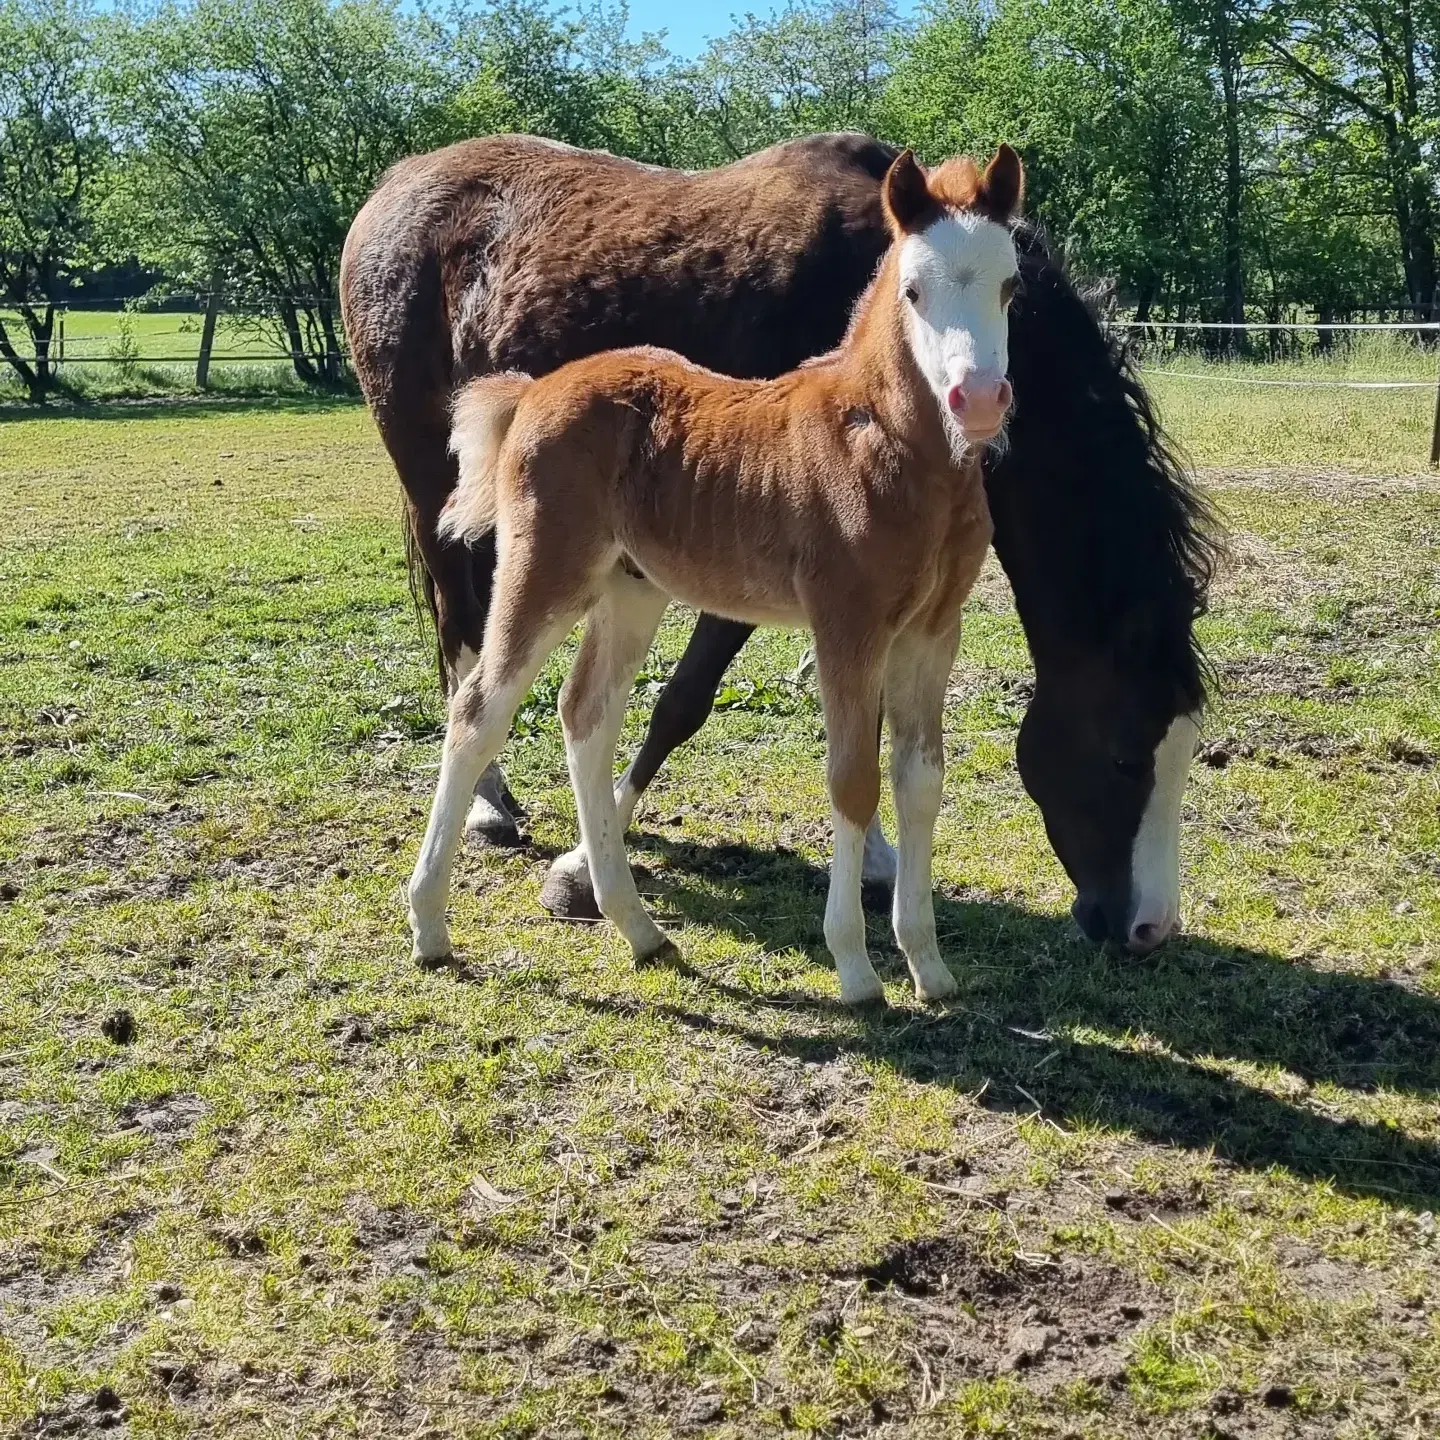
[342,133,896,402]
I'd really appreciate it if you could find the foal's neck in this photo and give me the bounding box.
[831,250,963,468]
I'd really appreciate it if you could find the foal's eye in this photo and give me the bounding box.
[1113,757,1149,781]
[903,283,919,305]
[1001,275,1018,308]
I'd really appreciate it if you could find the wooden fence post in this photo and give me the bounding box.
[1430,351,1440,468]
[195,279,222,389]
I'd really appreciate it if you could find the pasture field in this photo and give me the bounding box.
[1,392,1438,1438]
[0,309,300,404]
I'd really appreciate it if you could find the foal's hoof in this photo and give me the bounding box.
[538,858,602,922]
[637,937,684,969]
[838,971,888,1008]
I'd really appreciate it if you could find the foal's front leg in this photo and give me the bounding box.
[814,642,887,1006]
[884,626,964,1002]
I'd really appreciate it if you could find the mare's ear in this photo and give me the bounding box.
[979,144,1024,222]
[883,150,940,234]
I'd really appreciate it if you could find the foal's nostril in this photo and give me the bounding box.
[946,383,967,415]
[995,378,1013,411]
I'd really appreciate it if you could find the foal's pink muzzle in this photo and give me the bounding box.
[947,378,1013,441]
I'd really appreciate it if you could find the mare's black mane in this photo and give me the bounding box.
[993,223,1224,709]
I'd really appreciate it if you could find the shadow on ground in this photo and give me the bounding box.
[545,831,1440,1211]
[0,392,360,425]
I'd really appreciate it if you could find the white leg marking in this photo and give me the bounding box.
[861,812,898,887]
[825,809,885,1005]
[890,746,957,1001]
[1128,713,1200,949]
[465,762,515,834]
[452,644,480,687]
[453,645,516,835]
[884,626,962,1001]
[563,581,670,961]
[409,631,563,960]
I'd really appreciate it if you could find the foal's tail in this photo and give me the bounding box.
[440,373,535,544]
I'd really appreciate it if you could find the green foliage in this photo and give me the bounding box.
[4,0,1439,398]
[0,0,114,396]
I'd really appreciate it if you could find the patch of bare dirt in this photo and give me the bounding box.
[1,1216,144,1381]
[1203,466,1440,497]
[850,1236,1150,1392]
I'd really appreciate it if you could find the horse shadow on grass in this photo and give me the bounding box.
[568,830,1440,1210]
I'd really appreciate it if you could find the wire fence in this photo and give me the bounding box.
[6,304,1440,459]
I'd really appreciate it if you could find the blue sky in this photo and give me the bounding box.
[617,0,920,58]
[620,0,781,56]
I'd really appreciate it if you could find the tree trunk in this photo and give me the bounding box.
[1212,0,1246,352]
[0,318,43,401]
[279,300,319,385]
[196,274,223,389]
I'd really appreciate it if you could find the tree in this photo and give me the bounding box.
[0,0,112,399]
[107,0,461,384]
[885,0,1227,314]
[1262,0,1439,318]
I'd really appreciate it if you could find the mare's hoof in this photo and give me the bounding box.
[637,937,684,969]
[860,879,893,913]
[466,810,525,848]
[539,863,602,922]
[497,779,528,821]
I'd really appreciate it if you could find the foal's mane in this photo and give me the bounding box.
[997,225,1224,709]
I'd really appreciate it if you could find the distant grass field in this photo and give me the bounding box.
[1,391,1438,1437]
[0,309,301,404]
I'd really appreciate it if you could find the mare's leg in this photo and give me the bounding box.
[614,613,755,825]
[862,708,898,893]
[814,635,887,1007]
[884,625,964,1002]
[560,572,674,963]
[456,533,530,845]
[541,612,753,919]
[408,542,584,962]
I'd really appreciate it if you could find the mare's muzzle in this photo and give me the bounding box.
[1071,891,1176,955]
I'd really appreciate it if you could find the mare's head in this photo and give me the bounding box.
[989,229,1223,953]
[882,147,1024,445]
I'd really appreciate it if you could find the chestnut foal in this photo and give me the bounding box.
[407,147,1023,1005]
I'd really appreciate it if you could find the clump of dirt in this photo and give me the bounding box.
[1101,1179,1210,1221]
[852,1236,1152,1390]
[115,1094,207,1142]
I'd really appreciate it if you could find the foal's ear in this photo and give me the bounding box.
[883,149,940,234]
[979,144,1025,222]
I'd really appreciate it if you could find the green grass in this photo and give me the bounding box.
[0,309,307,404]
[1,394,1438,1436]
[1136,332,1439,473]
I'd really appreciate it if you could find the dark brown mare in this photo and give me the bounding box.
[340,133,1219,954]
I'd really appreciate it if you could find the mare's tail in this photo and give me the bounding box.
[440,373,535,544]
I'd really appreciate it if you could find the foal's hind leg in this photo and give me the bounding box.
[560,571,674,963]
[541,612,752,920]
[884,625,964,1002]
[408,550,584,962]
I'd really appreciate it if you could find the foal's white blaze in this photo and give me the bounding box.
[1127,713,1200,951]
[898,213,1018,442]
